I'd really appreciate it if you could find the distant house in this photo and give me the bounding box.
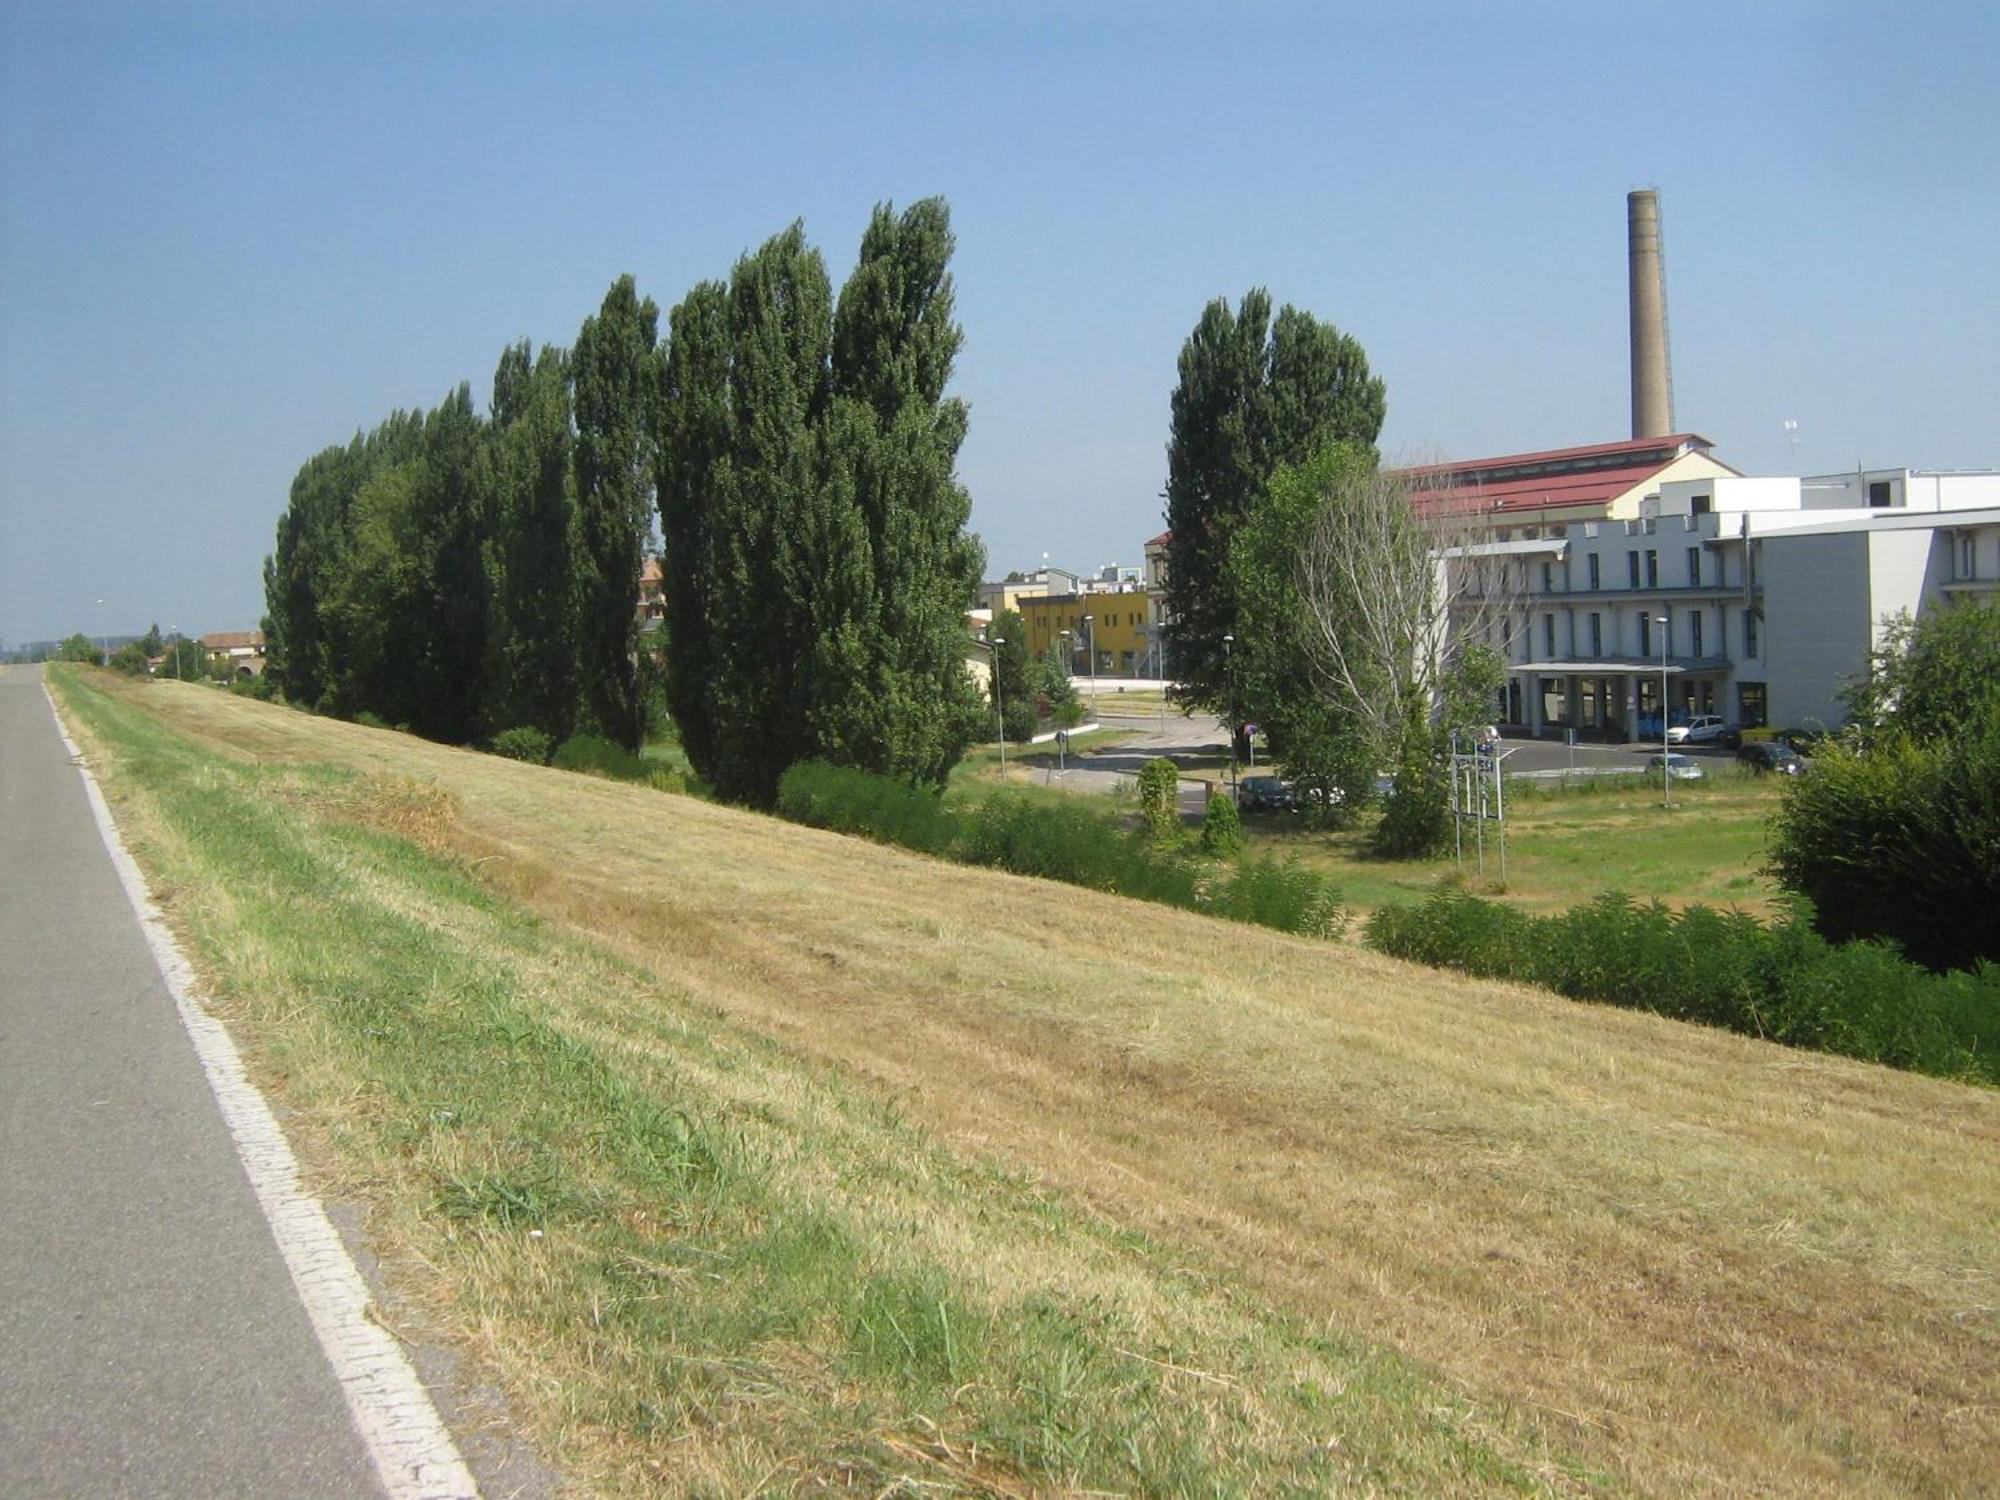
[637,557,666,633]
[202,629,266,679]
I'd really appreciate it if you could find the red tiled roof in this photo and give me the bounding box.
[202,630,265,651]
[1145,530,1171,547]
[1404,434,1734,518]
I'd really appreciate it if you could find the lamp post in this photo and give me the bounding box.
[1082,613,1097,719]
[992,635,1006,778]
[1656,613,1671,808]
[1223,632,1237,805]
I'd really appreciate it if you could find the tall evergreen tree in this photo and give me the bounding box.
[482,340,579,741]
[657,201,984,806]
[1162,293,1384,729]
[572,275,660,751]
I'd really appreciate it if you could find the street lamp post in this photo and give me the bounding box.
[1223,632,1237,805]
[1656,614,1671,808]
[1082,613,1097,719]
[992,635,1006,778]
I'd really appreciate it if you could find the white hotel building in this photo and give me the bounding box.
[1417,438,2000,738]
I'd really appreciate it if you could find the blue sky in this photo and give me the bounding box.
[3,1,1995,645]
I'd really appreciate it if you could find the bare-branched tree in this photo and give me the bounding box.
[1293,456,1521,852]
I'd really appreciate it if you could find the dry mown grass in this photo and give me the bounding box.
[86,677,2000,1496]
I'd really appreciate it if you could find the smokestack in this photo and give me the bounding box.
[1627,189,1674,439]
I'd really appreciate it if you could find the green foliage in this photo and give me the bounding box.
[551,733,655,783]
[1365,891,1998,1084]
[572,276,660,753]
[1163,292,1384,724]
[1770,725,2000,973]
[1842,596,2000,745]
[659,201,984,806]
[989,610,1034,741]
[162,637,205,680]
[1200,790,1244,857]
[1035,645,1084,728]
[1772,598,2000,972]
[484,340,580,745]
[1226,446,1377,817]
[491,726,555,765]
[775,761,1342,941]
[139,623,165,658]
[1136,758,1182,842]
[108,641,152,676]
[58,633,100,663]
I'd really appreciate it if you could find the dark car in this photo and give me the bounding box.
[1737,741,1805,776]
[1238,775,1297,813]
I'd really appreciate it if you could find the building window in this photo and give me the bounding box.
[1541,561,1554,593]
[1628,551,1641,588]
[1692,494,1712,515]
[1639,613,1652,657]
[1868,480,1892,508]
[1745,609,1760,658]
[1588,554,1601,589]
[1645,550,1659,587]
[1959,533,1979,580]
[1543,614,1556,655]
[1691,610,1703,658]
[1687,546,1701,586]
[1589,612,1602,655]
[1738,681,1768,727]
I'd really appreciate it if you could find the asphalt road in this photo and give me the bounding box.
[0,665,388,1497]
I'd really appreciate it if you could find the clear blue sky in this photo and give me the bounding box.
[3,1,1995,646]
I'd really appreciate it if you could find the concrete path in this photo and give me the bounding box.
[0,665,410,1497]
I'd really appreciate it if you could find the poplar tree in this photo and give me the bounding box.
[657,200,984,806]
[483,340,579,742]
[572,275,660,752]
[1162,293,1384,729]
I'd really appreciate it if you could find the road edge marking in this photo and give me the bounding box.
[44,682,482,1500]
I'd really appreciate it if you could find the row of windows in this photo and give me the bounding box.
[1530,545,1718,594]
[1515,604,1761,661]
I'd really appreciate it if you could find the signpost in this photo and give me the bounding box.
[1450,732,1517,882]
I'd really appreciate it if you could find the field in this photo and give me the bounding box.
[50,668,2000,1497]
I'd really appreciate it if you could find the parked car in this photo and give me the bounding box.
[1238,775,1297,813]
[1646,752,1704,782]
[1668,714,1729,745]
[1737,741,1805,776]
[1775,727,1838,756]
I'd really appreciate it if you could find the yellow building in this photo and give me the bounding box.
[1014,592,1159,677]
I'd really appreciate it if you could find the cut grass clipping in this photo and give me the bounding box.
[51,670,1583,1495]
[54,667,2000,1499]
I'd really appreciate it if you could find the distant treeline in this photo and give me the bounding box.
[265,198,985,800]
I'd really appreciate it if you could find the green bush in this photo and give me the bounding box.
[552,733,653,782]
[1199,792,1243,857]
[1770,725,2000,973]
[777,761,956,856]
[1136,759,1182,843]
[1365,889,1995,1085]
[1200,854,1346,939]
[492,726,555,765]
[109,642,152,676]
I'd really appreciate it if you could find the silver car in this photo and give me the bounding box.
[1647,752,1704,781]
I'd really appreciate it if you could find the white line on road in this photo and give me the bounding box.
[44,683,481,1500]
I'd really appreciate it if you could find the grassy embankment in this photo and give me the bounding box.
[52,667,2000,1498]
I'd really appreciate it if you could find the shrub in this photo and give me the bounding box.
[777,761,956,856]
[109,642,152,676]
[1364,888,1995,1085]
[492,726,555,765]
[1769,723,2000,972]
[552,733,653,783]
[1201,855,1345,938]
[1136,758,1182,843]
[1199,791,1243,857]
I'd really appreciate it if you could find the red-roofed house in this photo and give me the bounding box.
[1404,433,1738,531]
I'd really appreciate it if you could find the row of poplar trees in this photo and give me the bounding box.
[265,198,985,805]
